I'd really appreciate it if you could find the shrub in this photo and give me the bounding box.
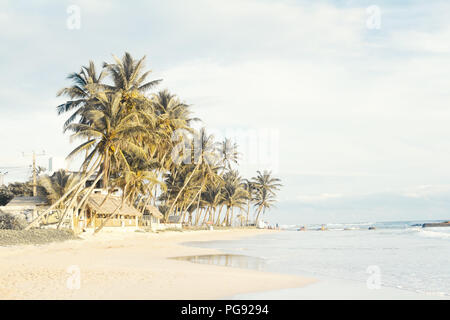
[0,212,28,230]
[0,187,14,206]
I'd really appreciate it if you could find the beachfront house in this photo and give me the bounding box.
[0,196,49,222]
[142,204,164,225]
[71,194,142,233]
[141,206,186,231]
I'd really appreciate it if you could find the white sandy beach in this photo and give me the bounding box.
[0,229,315,299]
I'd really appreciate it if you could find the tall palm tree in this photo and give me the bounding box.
[251,170,282,225]
[201,181,223,225]
[242,178,254,226]
[165,128,218,219]
[66,91,148,189]
[221,170,247,226]
[149,90,196,177]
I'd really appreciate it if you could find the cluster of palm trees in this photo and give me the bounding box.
[27,53,281,231]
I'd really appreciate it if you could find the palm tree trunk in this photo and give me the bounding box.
[255,205,263,226]
[166,161,201,220]
[211,207,217,224]
[25,157,102,230]
[222,206,230,226]
[215,205,224,225]
[182,185,203,224]
[201,207,211,225]
[246,200,250,226]
[230,207,234,227]
[180,207,187,225]
[94,186,130,234]
[55,183,84,229]
[57,171,104,230]
[102,150,109,189]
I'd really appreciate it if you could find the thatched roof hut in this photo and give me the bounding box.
[72,194,142,232]
[85,194,141,217]
[143,204,163,219]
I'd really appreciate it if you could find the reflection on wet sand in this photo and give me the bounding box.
[171,254,266,271]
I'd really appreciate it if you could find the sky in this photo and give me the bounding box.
[1,0,450,224]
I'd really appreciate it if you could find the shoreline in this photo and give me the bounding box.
[231,275,450,300]
[0,228,315,299]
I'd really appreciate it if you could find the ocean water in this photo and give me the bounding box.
[187,220,450,298]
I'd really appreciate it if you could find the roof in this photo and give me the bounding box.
[5,196,48,207]
[144,205,164,219]
[86,194,141,217]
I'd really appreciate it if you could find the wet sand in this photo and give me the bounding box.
[0,229,315,299]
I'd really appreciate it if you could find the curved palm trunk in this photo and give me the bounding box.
[140,195,152,214]
[57,171,104,230]
[201,207,211,225]
[210,207,217,225]
[166,161,201,221]
[215,205,224,225]
[25,157,102,230]
[182,184,203,225]
[102,150,109,190]
[56,183,84,230]
[255,205,263,226]
[222,206,230,226]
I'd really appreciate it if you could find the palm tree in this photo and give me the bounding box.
[32,54,163,231]
[221,170,247,226]
[201,181,223,225]
[165,128,218,220]
[57,61,106,129]
[66,91,148,189]
[219,138,239,171]
[38,170,80,206]
[103,52,162,97]
[38,170,81,224]
[148,90,196,180]
[29,52,284,234]
[251,170,282,225]
[242,178,254,226]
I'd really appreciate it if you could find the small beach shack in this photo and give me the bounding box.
[142,205,164,225]
[142,213,183,231]
[73,194,142,232]
[0,196,49,222]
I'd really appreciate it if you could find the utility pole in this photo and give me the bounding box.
[23,151,46,197]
